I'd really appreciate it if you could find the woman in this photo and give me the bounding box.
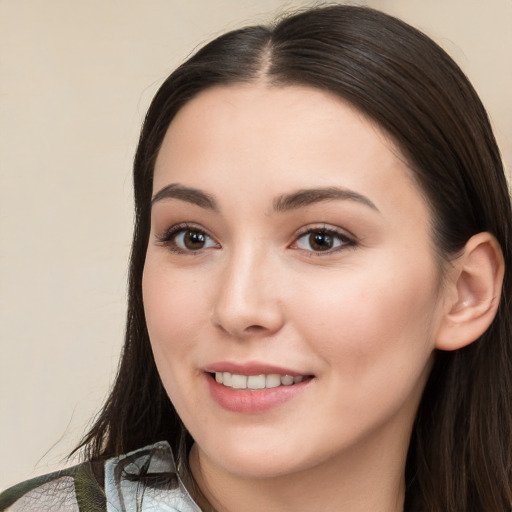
[1,5,511,512]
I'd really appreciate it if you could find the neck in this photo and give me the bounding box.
[188,426,409,512]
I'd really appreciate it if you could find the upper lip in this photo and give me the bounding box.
[203,361,309,376]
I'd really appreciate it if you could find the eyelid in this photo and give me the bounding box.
[289,224,356,255]
[156,222,220,254]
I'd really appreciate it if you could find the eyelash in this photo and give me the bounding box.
[156,223,219,255]
[156,223,356,256]
[291,225,355,256]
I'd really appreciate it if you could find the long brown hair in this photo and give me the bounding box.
[78,5,512,510]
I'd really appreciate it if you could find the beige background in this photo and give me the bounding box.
[0,0,511,491]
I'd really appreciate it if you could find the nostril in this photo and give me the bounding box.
[245,325,266,333]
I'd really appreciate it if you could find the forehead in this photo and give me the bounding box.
[160,84,386,150]
[153,84,425,218]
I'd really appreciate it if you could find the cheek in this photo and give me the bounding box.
[142,260,208,367]
[290,254,439,380]
[287,262,439,438]
[142,260,214,423]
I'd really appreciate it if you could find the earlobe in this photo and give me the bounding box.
[436,232,505,351]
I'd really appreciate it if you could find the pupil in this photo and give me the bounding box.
[185,231,205,249]
[310,231,333,251]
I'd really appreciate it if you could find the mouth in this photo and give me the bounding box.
[204,365,314,413]
[209,372,312,390]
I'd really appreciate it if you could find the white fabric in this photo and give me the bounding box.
[105,441,201,512]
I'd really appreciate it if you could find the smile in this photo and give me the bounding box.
[205,367,314,413]
[214,372,305,390]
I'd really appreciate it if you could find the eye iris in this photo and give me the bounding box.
[309,231,333,251]
[184,230,206,250]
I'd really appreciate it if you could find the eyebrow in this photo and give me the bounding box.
[273,187,379,213]
[151,183,378,214]
[151,184,218,210]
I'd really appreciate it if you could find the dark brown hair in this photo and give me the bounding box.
[78,5,512,511]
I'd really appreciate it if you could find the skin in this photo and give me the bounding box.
[142,84,455,512]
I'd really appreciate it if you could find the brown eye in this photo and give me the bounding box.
[162,226,218,253]
[309,231,334,251]
[294,228,352,253]
[183,230,207,250]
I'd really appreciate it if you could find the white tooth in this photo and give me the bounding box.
[222,372,232,387]
[281,375,294,386]
[293,375,303,384]
[215,372,223,384]
[266,374,281,388]
[231,374,248,389]
[247,375,266,390]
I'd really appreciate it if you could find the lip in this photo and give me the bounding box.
[203,361,306,376]
[203,361,313,414]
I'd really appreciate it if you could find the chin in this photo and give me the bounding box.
[194,429,325,480]
[212,451,302,480]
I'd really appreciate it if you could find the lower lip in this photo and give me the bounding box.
[205,374,312,413]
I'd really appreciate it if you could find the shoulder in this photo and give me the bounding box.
[0,462,105,512]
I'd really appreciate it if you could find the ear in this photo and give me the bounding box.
[436,232,505,351]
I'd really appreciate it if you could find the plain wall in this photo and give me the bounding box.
[1,0,511,491]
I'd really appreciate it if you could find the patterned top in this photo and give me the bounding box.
[1,442,425,511]
[0,441,202,512]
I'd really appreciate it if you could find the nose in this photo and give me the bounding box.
[211,249,285,339]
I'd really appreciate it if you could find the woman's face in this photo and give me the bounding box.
[142,84,450,479]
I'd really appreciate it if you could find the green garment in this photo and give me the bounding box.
[0,442,201,512]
